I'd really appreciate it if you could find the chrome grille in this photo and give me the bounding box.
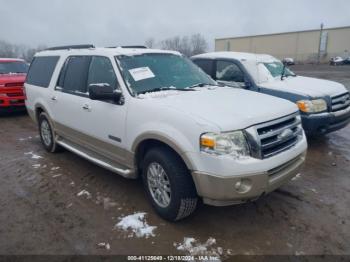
[245,113,303,159]
[331,92,350,112]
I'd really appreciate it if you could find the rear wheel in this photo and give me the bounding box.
[38,112,61,153]
[142,147,198,221]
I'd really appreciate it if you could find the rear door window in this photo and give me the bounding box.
[58,56,92,94]
[26,56,59,88]
[216,60,245,83]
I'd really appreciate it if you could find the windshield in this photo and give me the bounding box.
[116,53,216,94]
[0,61,29,74]
[263,61,295,78]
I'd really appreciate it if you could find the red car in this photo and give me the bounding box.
[0,58,29,113]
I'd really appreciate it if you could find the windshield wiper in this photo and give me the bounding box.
[137,87,174,95]
[186,83,219,89]
[187,83,207,89]
[137,87,194,95]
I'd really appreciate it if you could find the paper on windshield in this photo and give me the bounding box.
[129,67,155,81]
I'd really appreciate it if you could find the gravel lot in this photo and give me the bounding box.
[0,64,349,258]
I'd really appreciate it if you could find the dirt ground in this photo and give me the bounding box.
[0,64,349,258]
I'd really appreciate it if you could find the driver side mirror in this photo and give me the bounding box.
[89,84,122,103]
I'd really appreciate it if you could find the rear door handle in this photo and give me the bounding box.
[82,104,92,111]
[51,96,58,101]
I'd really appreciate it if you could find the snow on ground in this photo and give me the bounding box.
[310,188,318,194]
[77,190,92,199]
[51,167,60,171]
[19,136,33,141]
[292,173,302,181]
[174,237,228,260]
[32,164,41,169]
[115,212,157,238]
[97,242,111,250]
[24,152,43,159]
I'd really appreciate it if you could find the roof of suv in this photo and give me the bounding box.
[192,52,276,62]
[35,47,181,57]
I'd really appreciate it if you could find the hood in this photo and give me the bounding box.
[0,73,26,85]
[139,87,298,131]
[260,76,348,98]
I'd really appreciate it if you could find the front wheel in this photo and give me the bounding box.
[38,112,61,153]
[142,147,198,221]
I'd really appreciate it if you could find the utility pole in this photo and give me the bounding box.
[318,23,324,64]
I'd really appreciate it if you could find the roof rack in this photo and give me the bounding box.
[45,44,95,51]
[107,45,148,49]
[121,45,148,49]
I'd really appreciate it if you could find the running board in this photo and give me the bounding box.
[56,140,133,178]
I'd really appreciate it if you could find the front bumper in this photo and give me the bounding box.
[301,106,350,135]
[192,152,306,206]
[0,94,26,114]
[0,95,25,107]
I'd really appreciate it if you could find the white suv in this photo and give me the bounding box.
[25,45,307,221]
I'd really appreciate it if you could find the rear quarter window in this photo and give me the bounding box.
[26,56,60,88]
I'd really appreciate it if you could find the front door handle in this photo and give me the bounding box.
[82,104,92,111]
[51,96,58,101]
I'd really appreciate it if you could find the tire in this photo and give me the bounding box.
[38,112,61,153]
[142,147,198,221]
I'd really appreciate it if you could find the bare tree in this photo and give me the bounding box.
[158,34,208,57]
[0,40,46,62]
[0,40,16,58]
[190,34,208,56]
[144,37,156,48]
[160,36,181,51]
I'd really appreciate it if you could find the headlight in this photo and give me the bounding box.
[200,131,250,157]
[297,99,327,113]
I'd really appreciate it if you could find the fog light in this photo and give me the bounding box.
[234,179,252,194]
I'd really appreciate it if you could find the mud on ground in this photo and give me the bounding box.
[0,65,349,257]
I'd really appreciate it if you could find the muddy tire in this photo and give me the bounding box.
[38,112,61,153]
[142,147,198,222]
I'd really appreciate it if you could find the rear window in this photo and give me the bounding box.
[26,56,59,88]
[0,61,29,74]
